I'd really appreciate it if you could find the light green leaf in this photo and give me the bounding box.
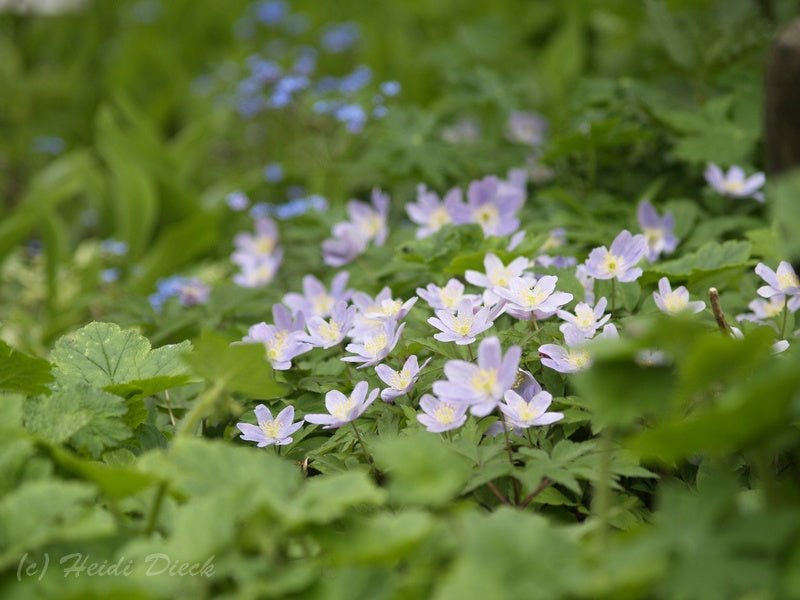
[0,340,54,396]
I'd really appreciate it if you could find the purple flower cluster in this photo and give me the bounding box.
[405,173,525,239]
[231,217,284,288]
[149,276,211,312]
[322,188,389,266]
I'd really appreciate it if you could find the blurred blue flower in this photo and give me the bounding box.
[372,105,388,119]
[32,136,65,155]
[293,46,317,75]
[380,80,401,96]
[226,191,250,211]
[237,95,266,118]
[100,268,120,283]
[335,103,367,133]
[254,0,287,25]
[149,276,210,311]
[264,162,284,183]
[247,56,281,83]
[250,202,273,219]
[320,22,359,53]
[100,239,128,256]
[338,65,371,94]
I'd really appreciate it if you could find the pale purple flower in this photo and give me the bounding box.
[363,293,417,323]
[283,272,353,318]
[539,324,619,373]
[557,297,610,337]
[500,389,563,428]
[375,355,431,402]
[232,218,280,264]
[322,221,369,266]
[506,111,547,147]
[485,370,543,436]
[506,167,528,191]
[233,250,283,288]
[730,326,789,354]
[737,296,800,323]
[465,253,531,306]
[653,277,705,315]
[342,320,405,368]
[304,381,379,429]
[176,278,211,306]
[755,262,800,299]
[428,300,503,345]
[705,163,765,202]
[237,405,303,447]
[507,230,526,251]
[441,118,480,145]
[406,185,467,238]
[464,176,525,237]
[302,301,356,348]
[417,394,468,433]
[535,255,577,269]
[583,230,647,282]
[495,275,573,318]
[241,323,312,370]
[417,279,481,311]
[433,336,521,417]
[540,228,566,252]
[349,288,415,339]
[272,303,306,333]
[637,200,678,262]
[347,188,390,245]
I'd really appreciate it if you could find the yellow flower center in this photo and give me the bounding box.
[313,294,334,316]
[474,205,499,228]
[360,214,384,238]
[380,299,404,317]
[575,305,595,328]
[762,300,784,317]
[429,207,451,229]
[434,404,456,425]
[522,287,546,308]
[470,368,497,395]
[390,369,412,390]
[568,349,591,370]
[260,420,282,439]
[643,227,663,246]
[488,267,510,287]
[663,292,688,314]
[777,271,799,290]
[330,396,356,421]
[255,236,276,255]
[722,179,745,195]
[440,289,461,309]
[516,403,543,422]
[364,333,388,356]
[600,253,621,276]
[452,315,474,336]
[319,320,342,342]
[266,336,286,361]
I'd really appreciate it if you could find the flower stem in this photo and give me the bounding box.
[780,295,789,338]
[610,279,617,314]
[145,482,168,536]
[709,287,731,336]
[466,344,474,362]
[500,414,521,505]
[350,421,374,467]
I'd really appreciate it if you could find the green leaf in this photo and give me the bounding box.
[0,340,54,395]
[371,431,473,507]
[0,479,114,568]
[24,385,131,457]
[288,471,387,526]
[770,171,800,262]
[644,240,751,282]
[50,321,192,390]
[48,445,156,499]
[184,330,287,399]
[644,0,696,69]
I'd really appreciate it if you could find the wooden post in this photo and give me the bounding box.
[765,19,800,175]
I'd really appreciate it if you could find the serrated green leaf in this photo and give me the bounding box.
[50,322,192,390]
[0,340,54,396]
[24,385,131,457]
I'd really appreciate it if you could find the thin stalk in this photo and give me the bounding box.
[145,482,168,536]
[350,422,373,466]
[500,416,521,505]
[709,288,731,336]
[521,478,553,509]
[486,481,512,506]
[175,380,227,436]
[466,344,474,362]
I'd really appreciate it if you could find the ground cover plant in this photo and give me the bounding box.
[2,0,800,598]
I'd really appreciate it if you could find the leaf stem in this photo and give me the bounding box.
[610,279,617,314]
[486,481,512,506]
[500,414,521,505]
[350,421,374,467]
[176,379,227,436]
[521,477,553,509]
[145,482,168,535]
[709,288,731,336]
